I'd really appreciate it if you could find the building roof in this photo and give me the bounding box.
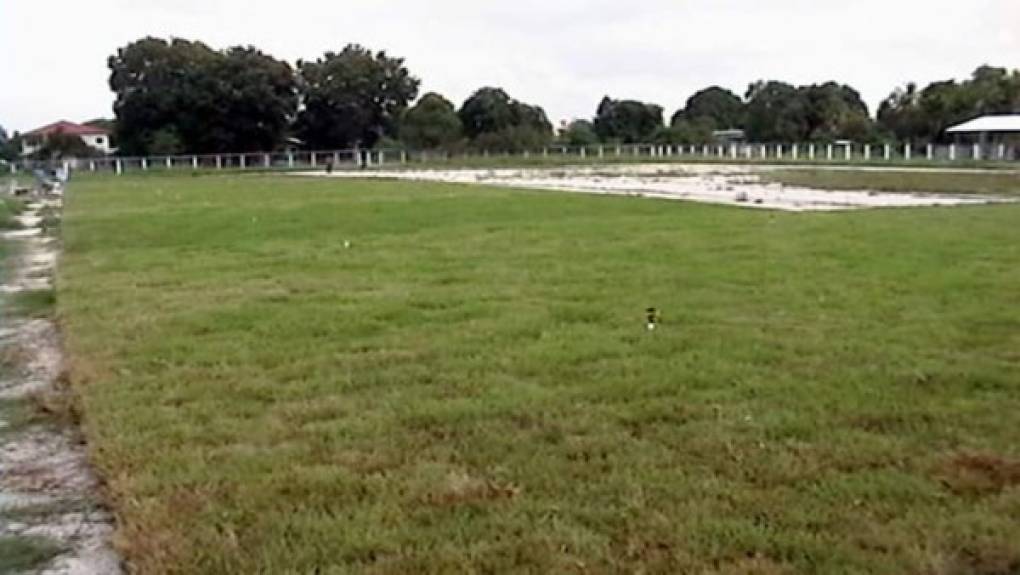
[946,114,1020,134]
[25,120,110,137]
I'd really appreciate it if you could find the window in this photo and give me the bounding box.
[96,137,105,145]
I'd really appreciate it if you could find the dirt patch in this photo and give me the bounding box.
[296,163,1015,212]
[1,187,122,574]
[939,452,1020,497]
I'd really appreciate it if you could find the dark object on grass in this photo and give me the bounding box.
[646,307,660,331]
[325,161,334,174]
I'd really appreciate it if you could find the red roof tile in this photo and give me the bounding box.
[26,121,110,137]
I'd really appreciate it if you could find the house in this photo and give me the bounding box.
[22,121,114,156]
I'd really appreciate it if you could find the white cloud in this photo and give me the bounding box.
[1,0,1017,132]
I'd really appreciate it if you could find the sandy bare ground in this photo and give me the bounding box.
[1,192,122,574]
[296,163,1015,212]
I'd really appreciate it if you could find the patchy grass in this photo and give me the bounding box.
[763,168,1020,197]
[0,536,64,573]
[1,196,26,229]
[59,173,1020,573]
[6,288,56,318]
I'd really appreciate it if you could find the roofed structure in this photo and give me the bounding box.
[946,115,1020,134]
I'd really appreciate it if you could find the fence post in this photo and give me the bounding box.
[884,144,891,161]
[240,154,246,169]
[791,144,798,160]
[776,144,783,160]
[192,156,198,169]
[216,155,222,169]
[165,156,172,169]
[141,158,148,170]
[264,154,271,168]
[310,153,317,167]
[378,151,385,166]
[89,160,96,172]
[401,150,408,164]
[926,144,933,161]
[730,144,737,159]
[864,145,871,161]
[973,143,981,161]
[826,144,833,161]
[904,144,911,161]
[998,144,1006,160]
[949,144,956,161]
[115,159,123,174]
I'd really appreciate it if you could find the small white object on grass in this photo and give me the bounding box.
[343,240,352,249]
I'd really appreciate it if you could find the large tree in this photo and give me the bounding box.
[109,38,297,155]
[593,97,664,143]
[743,81,808,142]
[801,82,873,142]
[400,93,463,150]
[458,87,553,151]
[674,87,745,130]
[295,45,419,150]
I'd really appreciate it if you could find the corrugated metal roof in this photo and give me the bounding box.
[946,115,1020,133]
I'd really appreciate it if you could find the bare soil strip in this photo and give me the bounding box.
[298,163,1015,211]
[1,191,121,574]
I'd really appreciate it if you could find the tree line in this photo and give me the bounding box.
[4,37,1018,159]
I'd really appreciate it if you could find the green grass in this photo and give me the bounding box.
[0,536,64,573]
[764,168,1020,197]
[59,173,1020,574]
[1,196,25,229]
[6,288,56,318]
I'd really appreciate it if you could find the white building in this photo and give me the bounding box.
[22,120,114,156]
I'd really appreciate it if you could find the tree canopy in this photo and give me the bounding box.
[101,37,1019,154]
[458,88,553,151]
[400,93,463,150]
[295,45,419,150]
[674,87,745,130]
[109,38,297,155]
[593,97,664,144]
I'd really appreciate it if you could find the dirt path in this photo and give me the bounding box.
[1,189,121,574]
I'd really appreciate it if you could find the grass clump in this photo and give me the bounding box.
[59,173,1020,573]
[7,288,56,318]
[0,536,63,573]
[1,196,26,229]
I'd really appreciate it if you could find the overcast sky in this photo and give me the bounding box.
[1,0,1018,133]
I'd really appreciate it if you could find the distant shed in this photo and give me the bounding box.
[945,115,1020,160]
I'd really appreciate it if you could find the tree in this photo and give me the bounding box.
[744,81,807,142]
[296,45,419,150]
[801,82,874,142]
[109,37,297,155]
[674,87,745,130]
[400,93,463,150]
[593,97,664,143]
[559,120,599,146]
[458,87,553,151]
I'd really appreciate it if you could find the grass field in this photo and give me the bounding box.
[58,173,1020,573]
[764,169,1020,198]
